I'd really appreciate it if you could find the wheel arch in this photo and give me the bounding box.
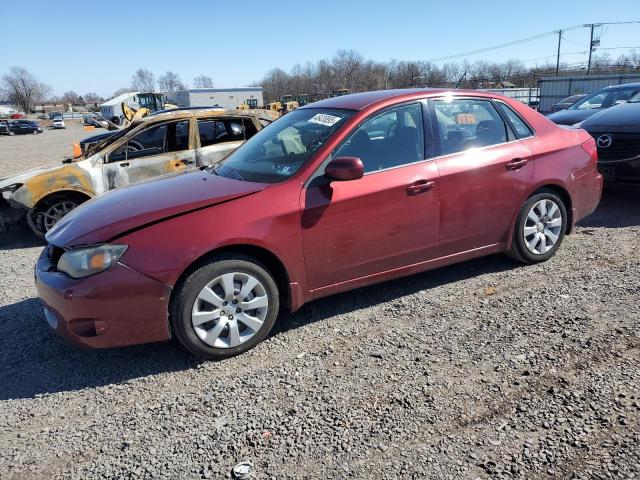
[31,189,93,212]
[170,243,294,312]
[506,183,574,250]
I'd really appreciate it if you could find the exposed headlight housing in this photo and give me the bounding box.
[1,183,22,200]
[57,244,128,279]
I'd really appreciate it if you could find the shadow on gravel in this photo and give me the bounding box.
[0,298,195,400]
[0,254,516,400]
[0,223,45,251]
[578,188,640,229]
[274,253,516,337]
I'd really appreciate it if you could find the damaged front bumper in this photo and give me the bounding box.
[0,194,28,231]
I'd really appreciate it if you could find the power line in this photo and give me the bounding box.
[427,21,640,63]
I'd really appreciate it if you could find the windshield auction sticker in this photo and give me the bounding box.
[308,113,343,127]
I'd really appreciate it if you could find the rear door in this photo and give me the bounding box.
[195,117,258,166]
[102,119,196,190]
[429,97,534,255]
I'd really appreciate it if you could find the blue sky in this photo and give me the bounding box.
[1,0,638,98]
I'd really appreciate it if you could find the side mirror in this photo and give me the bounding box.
[324,157,364,182]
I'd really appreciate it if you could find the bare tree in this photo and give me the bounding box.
[131,68,155,92]
[61,90,83,105]
[261,68,290,103]
[84,92,103,103]
[158,71,185,92]
[112,87,132,98]
[1,67,51,113]
[257,48,640,102]
[193,75,214,88]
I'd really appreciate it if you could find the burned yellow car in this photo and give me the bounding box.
[0,108,277,237]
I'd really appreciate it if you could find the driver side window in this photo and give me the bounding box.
[109,121,189,162]
[333,103,425,173]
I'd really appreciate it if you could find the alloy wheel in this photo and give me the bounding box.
[523,199,563,255]
[42,201,76,231]
[191,272,269,349]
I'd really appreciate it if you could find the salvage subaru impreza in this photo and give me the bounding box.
[36,89,602,359]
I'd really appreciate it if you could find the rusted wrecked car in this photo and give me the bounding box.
[0,108,277,236]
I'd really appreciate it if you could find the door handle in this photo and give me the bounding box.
[178,159,195,166]
[506,158,528,171]
[119,162,130,167]
[406,180,436,196]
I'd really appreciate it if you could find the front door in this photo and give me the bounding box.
[430,97,534,255]
[102,120,195,190]
[301,102,440,291]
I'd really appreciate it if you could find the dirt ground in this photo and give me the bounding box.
[0,131,638,479]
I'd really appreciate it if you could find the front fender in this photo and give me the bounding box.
[12,164,97,208]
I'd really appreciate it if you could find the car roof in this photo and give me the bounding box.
[303,88,498,111]
[603,82,640,90]
[126,108,279,130]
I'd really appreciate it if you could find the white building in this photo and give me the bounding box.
[0,105,18,115]
[165,87,263,109]
[99,92,139,122]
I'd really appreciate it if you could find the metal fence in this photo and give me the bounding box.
[538,74,640,113]
[479,88,540,106]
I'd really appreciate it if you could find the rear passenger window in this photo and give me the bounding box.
[497,103,534,139]
[432,98,508,155]
[334,103,424,173]
[198,118,258,147]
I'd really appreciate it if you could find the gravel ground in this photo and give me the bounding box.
[0,121,94,178]
[0,141,638,478]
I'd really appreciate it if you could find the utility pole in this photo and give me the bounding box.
[587,24,596,75]
[556,30,562,76]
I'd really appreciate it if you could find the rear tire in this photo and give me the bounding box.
[170,254,280,360]
[507,190,567,264]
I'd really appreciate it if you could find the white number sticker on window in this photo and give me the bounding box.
[308,114,342,127]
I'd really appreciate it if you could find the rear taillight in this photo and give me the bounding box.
[581,137,598,163]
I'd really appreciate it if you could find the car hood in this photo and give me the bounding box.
[546,109,598,125]
[0,167,53,190]
[47,170,268,247]
[579,102,640,128]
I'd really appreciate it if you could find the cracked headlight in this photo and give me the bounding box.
[57,244,128,278]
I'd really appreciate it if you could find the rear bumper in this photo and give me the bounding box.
[570,170,603,227]
[35,249,172,348]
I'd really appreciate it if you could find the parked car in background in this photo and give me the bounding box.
[83,114,109,129]
[0,109,275,236]
[577,99,640,185]
[10,113,24,119]
[547,83,640,125]
[0,119,13,135]
[2,119,43,134]
[36,89,603,359]
[52,116,65,129]
[551,94,586,112]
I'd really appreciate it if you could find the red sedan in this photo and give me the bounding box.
[36,89,602,359]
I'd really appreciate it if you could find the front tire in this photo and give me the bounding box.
[171,255,280,360]
[28,196,83,238]
[508,190,567,264]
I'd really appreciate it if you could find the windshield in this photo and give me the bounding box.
[569,86,640,110]
[212,108,355,183]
